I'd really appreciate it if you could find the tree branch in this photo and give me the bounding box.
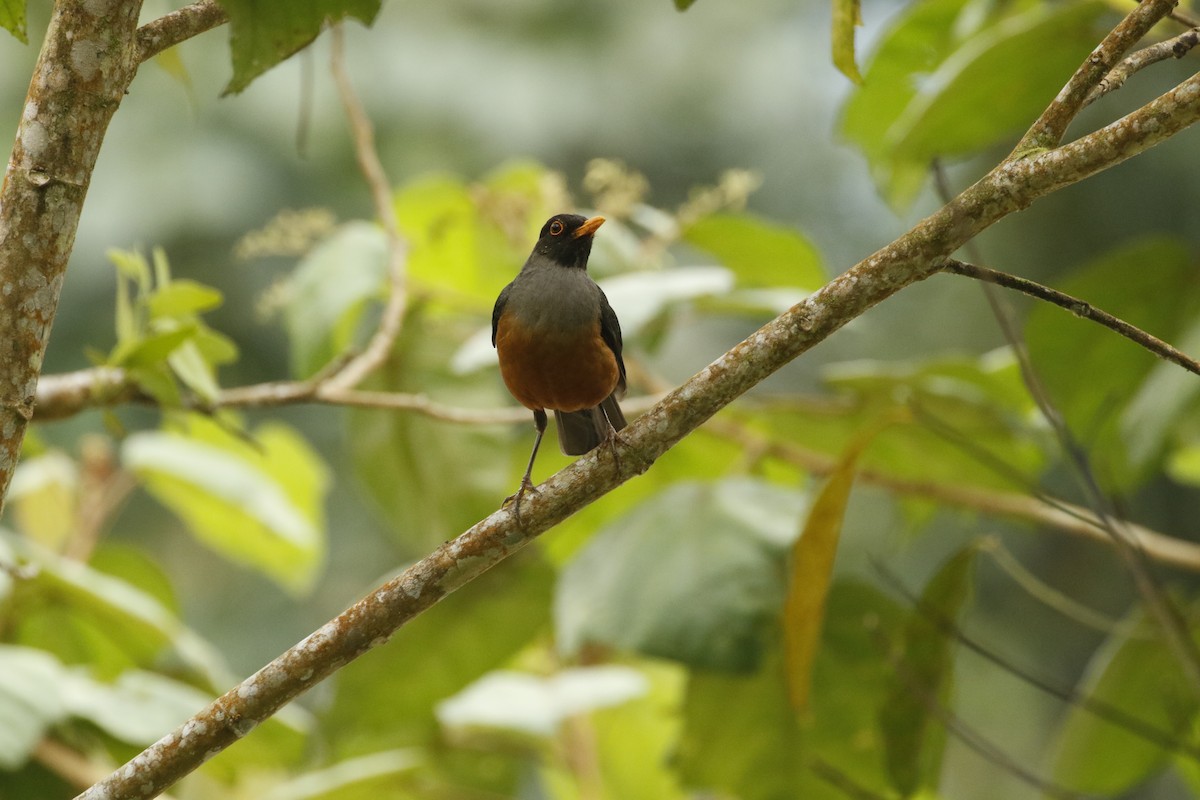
[0,0,145,516]
[77,59,1200,791]
[1015,0,1178,151]
[135,0,228,63]
[320,25,409,392]
[30,361,666,424]
[944,259,1200,377]
[1084,26,1200,108]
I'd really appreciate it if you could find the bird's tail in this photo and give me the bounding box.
[554,393,626,456]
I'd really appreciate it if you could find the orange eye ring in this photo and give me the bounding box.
[549,219,565,235]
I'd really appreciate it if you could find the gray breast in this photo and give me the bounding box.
[509,262,599,333]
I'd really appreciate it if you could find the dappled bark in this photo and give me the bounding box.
[0,0,143,511]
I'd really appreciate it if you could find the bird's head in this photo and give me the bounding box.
[531,213,605,269]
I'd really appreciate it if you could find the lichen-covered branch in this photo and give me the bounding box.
[1085,26,1200,108]
[135,0,228,63]
[1015,0,1178,151]
[0,0,144,515]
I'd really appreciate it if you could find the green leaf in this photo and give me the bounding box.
[0,0,26,43]
[600,267,734,337]
[831,0,863,83]
[840,0,976,204]
[3,535,225,684]
[127,364,184,408]
[108,248,152,291]
[322,555,554,757]
[674,0,698,9]
[395,175,518,304]
[586,662,688,800]
[805,581,906,794]
[1121,318,1200,472]
[6,451,77,551]
[679,646,810,800]
[168,340,221,402]
[122,416,329,595]
[880,545,977,796]
[63,669,213,746]
[285,221,389,379]
[437,666,647,737]
[109,323,198,368]
[679,582,904,800]
[556,478,805,671]
[220,0,382,94]
[191,326,239,366]
[767,350,1043,497]
[1026,237,1196,488]
[840,0,1107,209]
[0,646,68,768]
[146,279,223,319]
[887,1,1107,170]
[683,213,824,290]
[1051,616,1200,794]
[1168,441,1200,487]
[259,750,423,800]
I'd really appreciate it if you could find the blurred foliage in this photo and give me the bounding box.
[2,0,1200,799]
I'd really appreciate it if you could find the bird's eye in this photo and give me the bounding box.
[549,219,565,235]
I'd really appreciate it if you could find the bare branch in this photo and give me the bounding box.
[944,259,1200,377]
[136,0,228,63]
[1015,0,1179,151]
[1085,27,1200,108]
[1007,67,1200,190]
[319,26,409,392]
[32,362,668,425]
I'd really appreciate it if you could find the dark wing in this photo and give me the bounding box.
[491,282,513,347]
[597,286,627,394]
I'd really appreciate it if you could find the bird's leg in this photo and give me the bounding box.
[505,409,547,524]
[592,405,622,478]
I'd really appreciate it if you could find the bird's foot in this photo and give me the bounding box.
[503,477,539,526]
[602,429,624,479]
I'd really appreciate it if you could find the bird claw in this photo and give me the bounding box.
[602,429,624,478]
[503,477,539,525]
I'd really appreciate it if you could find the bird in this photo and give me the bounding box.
[491,213,627,518]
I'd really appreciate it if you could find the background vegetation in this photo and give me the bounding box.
[2,0,1200,798]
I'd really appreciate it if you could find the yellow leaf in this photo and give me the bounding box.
[832,0,863,84]
[782,415,897,714]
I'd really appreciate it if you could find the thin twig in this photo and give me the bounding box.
[705,416,1200,572]
[32,365,668,425]
[944,259,1200,377]
[875,562,1200,767]
[319,26,408,393]
[1085,27,1200,108]
[1014,0,1179,151]
[934,187,1200,699]
[872,624,1086,800]
[136,0,229,63]
[805,757,892,800]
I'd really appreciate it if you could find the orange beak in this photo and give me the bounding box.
[572,215,605,238]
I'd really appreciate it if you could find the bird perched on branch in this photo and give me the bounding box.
[491,213,627,517]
